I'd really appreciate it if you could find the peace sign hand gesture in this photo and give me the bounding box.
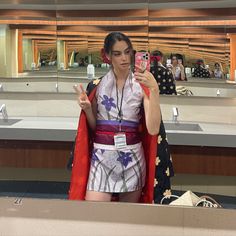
[73,84,91,111]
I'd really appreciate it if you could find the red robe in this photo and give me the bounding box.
[69,84,157,203]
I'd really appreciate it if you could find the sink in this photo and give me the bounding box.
[164,122,203,131]
[0,119,22,126]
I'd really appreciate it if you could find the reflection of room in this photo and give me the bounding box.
[148,8,232,80]
[0,2,236,234]
[0,9,57,78]
[56,9,149,78]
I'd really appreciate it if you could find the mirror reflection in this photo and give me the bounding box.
[0,9,57,92]
[56,7,149,84]
[148,7,236,97]
[0,2,236,212]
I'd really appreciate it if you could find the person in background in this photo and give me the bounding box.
[150,50,177,95]
[213,62,225,79]
[170,54,186,81]
[192,59,211,78]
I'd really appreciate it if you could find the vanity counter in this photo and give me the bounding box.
[0,117,236,148]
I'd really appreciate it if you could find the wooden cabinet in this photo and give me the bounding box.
[0,140,235,176]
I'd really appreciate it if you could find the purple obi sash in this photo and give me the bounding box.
[94,120,141,145]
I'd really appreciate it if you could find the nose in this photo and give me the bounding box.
[121,53,127,61]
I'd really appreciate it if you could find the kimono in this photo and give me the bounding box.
[192,66,211,78]
[69,74,174,204]
[151,65,177,95]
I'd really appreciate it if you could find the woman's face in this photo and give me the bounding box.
[108,40,131,72]
[172,57,178,65]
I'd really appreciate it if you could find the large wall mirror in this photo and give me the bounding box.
[0,1,236,95]
[0,6,58,92]
[0,1,235,212]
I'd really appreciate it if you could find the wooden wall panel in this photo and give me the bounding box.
[0,140,72,169]
[0,140,235,176]
[170,145,236,176]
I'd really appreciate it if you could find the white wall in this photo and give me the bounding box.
[0,25,7,77]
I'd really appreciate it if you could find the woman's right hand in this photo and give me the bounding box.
[73,84,91,111]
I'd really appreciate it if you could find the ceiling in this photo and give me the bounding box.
[0,0,236,10]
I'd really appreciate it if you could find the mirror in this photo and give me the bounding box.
[148,5,236,97]
[56,2,149,92]
[0,1,235,212]
[0,7,58,92]
[0,2,235,96]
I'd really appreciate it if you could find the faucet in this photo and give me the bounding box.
[0,104,8,120]
[216,89,220,97]
[0,84,3,91]
[172,107,179,123]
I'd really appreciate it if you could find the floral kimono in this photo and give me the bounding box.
[69,70,174,204]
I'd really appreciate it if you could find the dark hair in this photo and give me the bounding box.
[151,50,163,70]
[151,50,163,58]
[171,54,178,60]
[196,59,204,65]
[171,53,184,64]
[104,32,133,55]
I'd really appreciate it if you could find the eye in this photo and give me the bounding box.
[125,49,130,55]
[113,52,121,56]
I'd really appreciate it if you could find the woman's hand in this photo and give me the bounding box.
[179,63,185,71]
[73,84,91,111]
[134,70,159,92]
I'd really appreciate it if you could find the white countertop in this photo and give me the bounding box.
[0,117,236,148]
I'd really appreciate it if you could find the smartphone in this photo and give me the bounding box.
[166,59,172,68]
[135,51,150,72]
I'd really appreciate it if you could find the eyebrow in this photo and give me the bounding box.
[111,47,131,53]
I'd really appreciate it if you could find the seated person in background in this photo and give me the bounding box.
[192,59,211,78]
[213,62,225,79]
[170,54,186,81]
[150,50,177,95]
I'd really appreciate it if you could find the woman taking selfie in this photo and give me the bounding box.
[69,32,173,204]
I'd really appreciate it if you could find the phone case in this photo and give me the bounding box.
[135,52,150,72]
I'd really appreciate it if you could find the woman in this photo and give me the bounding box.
[69,32,161,203]
[170,54,186,81]
[150,50,177,95]
[213,62,224,79]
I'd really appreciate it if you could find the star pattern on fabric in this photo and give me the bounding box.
[154,178,158,187]
[156,156,161,166]
[93,78,100,85]
[166,167,170,176]
[163,189,172,196]
[158,135,162,144]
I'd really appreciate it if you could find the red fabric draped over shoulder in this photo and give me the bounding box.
[68,88,97,200]
[68,83,157,203]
